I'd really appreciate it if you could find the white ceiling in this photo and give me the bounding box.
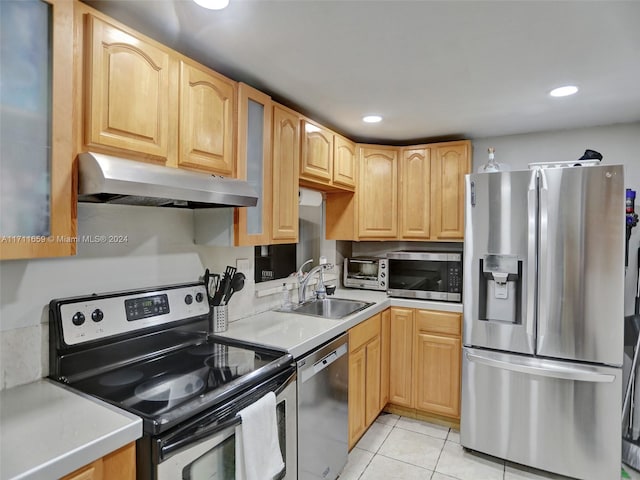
[85,0,640,144]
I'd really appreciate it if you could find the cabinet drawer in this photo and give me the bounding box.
[350,313,381,351]
[416,310,461,336]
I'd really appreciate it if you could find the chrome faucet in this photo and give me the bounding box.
[298,262,334,303]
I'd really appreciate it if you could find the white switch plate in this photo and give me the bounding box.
[236,258,251,271]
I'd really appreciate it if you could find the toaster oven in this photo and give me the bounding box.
[343,257,387,291]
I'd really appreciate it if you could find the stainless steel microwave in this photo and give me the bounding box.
[343,257,387,291]
[387,251,462,302]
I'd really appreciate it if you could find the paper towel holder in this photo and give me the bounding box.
[299,187,323,206]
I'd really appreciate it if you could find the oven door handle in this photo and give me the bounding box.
[158,367,295,460]
[160,415,241,459]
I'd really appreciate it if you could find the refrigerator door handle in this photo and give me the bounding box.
[537,168,549,343]
[526,170,538,342]
[465,352,615,383]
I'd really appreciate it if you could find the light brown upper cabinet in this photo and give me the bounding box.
[83,12,237,175]
[333,135,357,189]
[178,60,236,175]
[1,0,77,260]
[358,145,399,239]
[299,121,356,192]
[326,140,470,242]
[399,147,431,239]
[431,140,470,239]
[300,120,333,182]
[235,83,273,246]
[85,14,174,164]
[272,104,300,243]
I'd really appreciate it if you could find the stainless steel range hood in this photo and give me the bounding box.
[78,152,258,208]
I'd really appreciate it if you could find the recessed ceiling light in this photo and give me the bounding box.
[362,115,382,123]
[549,85,579,97]
[193,0,229,10]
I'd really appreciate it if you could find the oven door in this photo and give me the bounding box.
[155,370,296,480]
[387,252,461,301]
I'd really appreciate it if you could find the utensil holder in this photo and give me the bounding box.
[211,305,228,333]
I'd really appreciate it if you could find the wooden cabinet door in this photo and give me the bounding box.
[431,140,471,240]
[62,443,135,480]
[358,146,398,238]
[389,307,414,407]
[235,83,272,246]
[1,0,76,260]
[365,336,381,426]
[102,443,136,480]
[414,333,461,418]
[86,15,173,162]
[379,308,391,409]
[300,120,332,182]
[272,105,300,242]
[179,61,235,175]
[400,147,431,239]
[348,347,367,449]
[333,135,357,189]
[61,460,103,480]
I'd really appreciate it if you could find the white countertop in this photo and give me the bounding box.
[0,379,142,480]
[218,289,463,359]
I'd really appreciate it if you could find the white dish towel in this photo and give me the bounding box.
[235,391,284,480]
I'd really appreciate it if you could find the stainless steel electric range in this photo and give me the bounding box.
[48,282,297,480]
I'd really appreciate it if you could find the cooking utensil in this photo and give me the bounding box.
[203,268,211,299]
[211,274,220,299]
[220,266,236,304]
[223,272,245,305]
[211,272,227,306]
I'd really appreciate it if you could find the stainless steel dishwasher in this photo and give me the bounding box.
[297,333,349,480]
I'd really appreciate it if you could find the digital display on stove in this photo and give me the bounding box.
[125,294,170,321]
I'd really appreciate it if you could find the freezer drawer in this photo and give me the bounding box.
[461,348,621,480]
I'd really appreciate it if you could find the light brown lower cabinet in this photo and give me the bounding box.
[388,307,414,407]
[348,312,383,449]
[61,443,136,480]
[388,308,462,421]
[379,308,391,410]
[414,310,461,417]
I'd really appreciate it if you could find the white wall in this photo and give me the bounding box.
[0,201,332,389]
[472,122,640,315]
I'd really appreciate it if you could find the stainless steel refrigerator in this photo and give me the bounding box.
[461,164,624,480]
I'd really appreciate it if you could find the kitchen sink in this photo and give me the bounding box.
[284,298,374,319]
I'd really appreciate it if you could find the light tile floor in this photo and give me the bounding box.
[339,413,640,480]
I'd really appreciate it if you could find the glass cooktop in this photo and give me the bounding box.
[71,340,279,424]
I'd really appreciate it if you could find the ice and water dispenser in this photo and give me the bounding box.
[478,254,523,324]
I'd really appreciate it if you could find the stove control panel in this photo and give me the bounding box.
[59,284,209,346]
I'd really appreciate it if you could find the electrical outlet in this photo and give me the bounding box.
[236,258,251,271]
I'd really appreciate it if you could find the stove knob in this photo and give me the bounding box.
[91,309,104,322]
[195,292,204,303]
[381,281,386,287]
[380,272,386,278]
[72,312,85,326]
[185,294,193,305]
